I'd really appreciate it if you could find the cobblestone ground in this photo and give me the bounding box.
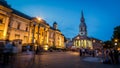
[0,51,120,68]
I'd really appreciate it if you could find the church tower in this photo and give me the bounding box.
[53,21,58,29]
[79,11,87,36]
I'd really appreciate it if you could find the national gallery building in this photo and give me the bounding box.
[0,0,65,50]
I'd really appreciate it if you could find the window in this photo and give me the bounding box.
[0,18,3,24]
[15,34,20,39]
[8,21,13,27]
[25,24,28,31]
[17,23,20,29]
[26,27,28,31]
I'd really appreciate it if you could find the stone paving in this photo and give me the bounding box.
[0,51,120,68]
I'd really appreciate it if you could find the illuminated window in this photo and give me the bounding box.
[84,40,86,48]
[79,40,80,46]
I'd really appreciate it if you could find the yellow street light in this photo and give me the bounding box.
[114,39,118,42]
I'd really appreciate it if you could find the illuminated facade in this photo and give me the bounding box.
[0,0,65,49]
[73,11,103,49]
[49,22,65,48]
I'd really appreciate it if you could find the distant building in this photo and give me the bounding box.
[72,11,103,50]
[0,0,65,49]
[65,38,73,48]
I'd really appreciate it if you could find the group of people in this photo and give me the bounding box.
[79,47,120,64]
[2,39,18,65]
[79,48,99,57]
[102,48,119,64]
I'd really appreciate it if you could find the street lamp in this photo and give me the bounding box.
[114,39,118,42]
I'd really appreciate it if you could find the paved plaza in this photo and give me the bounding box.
[0,51,120,68]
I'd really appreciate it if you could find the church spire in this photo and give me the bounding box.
[79,11,87,36]
[81,10,85,23]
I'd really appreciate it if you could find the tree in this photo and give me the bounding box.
[113,25,120,40]
[112,25,120,48]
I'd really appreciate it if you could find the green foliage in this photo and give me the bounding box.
[113,25,120,39]
[112,25,120,48]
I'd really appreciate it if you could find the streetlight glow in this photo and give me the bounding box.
[114,39,118,42]
[36,17,42,21]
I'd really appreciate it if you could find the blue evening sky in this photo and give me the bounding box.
[6,0,120,41]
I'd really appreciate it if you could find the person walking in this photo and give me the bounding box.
[3,39,13,65]
[35,46,39,54]
[82,48,85,56]
[11,42,18,68]
[109,49,114,64]
[79,48,82,56]
[11,42,18,60]
[113,48,119,64]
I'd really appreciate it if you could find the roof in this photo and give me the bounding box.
[50,27,60,31]
[12,9,32,20]
[73,34,91,40]
[0,0,32,20]
[73,34,102,42]
[0,0,11,8]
